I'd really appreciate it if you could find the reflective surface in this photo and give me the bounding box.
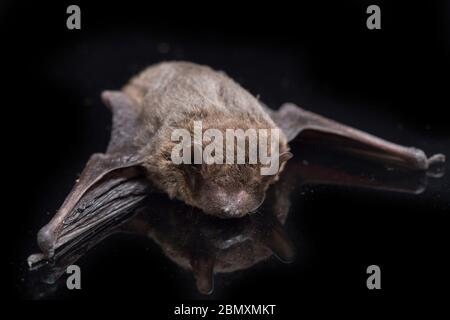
[4,2,449,302]
[23,141,447,299]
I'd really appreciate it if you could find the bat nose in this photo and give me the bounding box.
[220,190,256,217]
[236,190,249,204]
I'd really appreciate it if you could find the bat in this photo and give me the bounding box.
[29,62,445,286]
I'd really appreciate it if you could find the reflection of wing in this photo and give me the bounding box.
[283,144,431,195]
[270,103,445,170]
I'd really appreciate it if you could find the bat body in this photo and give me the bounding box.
[33,61,445,262]
[118,62,290,217]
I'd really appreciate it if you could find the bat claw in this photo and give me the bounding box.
[27,253,47,269]
[427,153,446,165]
[426,153,446,178]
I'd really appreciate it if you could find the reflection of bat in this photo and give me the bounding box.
[29,186,294,296]
[32,62,445,266]
[28,143,439,296]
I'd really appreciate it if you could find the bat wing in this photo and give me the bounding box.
[33,91,150,260]
[269,103,445,171]
[101,90,142,154]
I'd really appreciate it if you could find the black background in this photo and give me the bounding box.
[2,0,449,315]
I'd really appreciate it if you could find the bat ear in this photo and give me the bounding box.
[279,151,293,163]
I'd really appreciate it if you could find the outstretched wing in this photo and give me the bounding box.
[33,91,149,259]
[269,103,445,170]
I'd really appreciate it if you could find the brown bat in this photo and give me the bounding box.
[32,61,445,263]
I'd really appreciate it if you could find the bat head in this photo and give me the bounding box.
[179,150,293,218]
[141,110,292,218]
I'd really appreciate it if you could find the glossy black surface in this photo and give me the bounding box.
[23,142,448,299]
[3,0,449,308]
